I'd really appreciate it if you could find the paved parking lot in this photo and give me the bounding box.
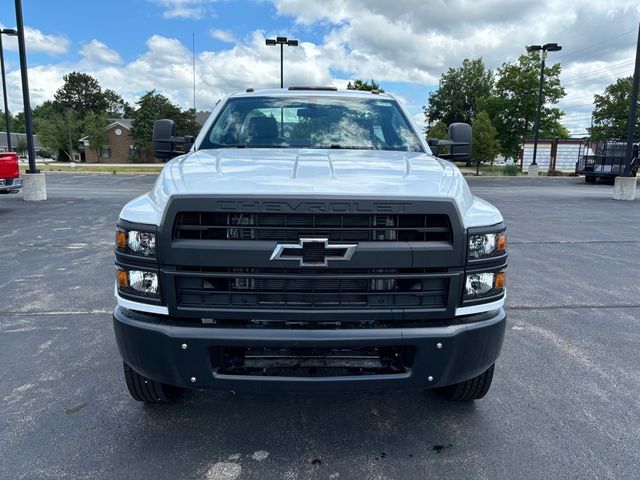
[1,174,639,479]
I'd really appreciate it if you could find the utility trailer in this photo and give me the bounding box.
[576,138,639,183]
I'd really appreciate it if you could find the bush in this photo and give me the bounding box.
[502,164,520,176]
[37,148,52,158]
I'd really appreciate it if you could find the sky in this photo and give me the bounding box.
[0,0,639,136]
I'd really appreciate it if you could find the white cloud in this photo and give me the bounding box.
[0,26,70,55]
[79,39,123,65]
[149,0,216,19]
[273,0,640,134]
[6,64,67,110]
[210,29,236,43]
[4,32,330,113]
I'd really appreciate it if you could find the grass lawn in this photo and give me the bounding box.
[19,164,164,174]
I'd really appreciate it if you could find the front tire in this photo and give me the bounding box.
[436,364,495,401]
[585,175,596,183]
[123,362,184,403]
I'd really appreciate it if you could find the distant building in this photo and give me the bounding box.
[77,113,212,163]
[195,110,211,126]
[0,132,41,153]
[78,119,155,163]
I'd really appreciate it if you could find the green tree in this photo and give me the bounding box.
[82,111,109,161]
[425,120,449,156]
[346,79,381,91]
[481,52,565,160]
[54,72,108,118]
[35,108,81,161]
[16,137,28,156]
[540,109,570,139]
[11,111,25,134]
[589,76,640,141]
[131,90,198,155]
[425,58,494,126]
[0,109,14,133]
[472,111,500,175]
[104,89,131,118]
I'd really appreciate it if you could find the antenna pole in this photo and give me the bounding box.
[192,33,196,121]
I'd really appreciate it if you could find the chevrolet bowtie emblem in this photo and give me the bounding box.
[270,238,358,267]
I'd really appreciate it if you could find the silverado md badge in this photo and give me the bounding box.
[270,238,358,267]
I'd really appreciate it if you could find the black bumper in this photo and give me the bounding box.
[113,306,506,393]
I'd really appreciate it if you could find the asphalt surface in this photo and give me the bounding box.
[1,174,639,480]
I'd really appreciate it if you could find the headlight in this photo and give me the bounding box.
[465,271,505,300]
[468,232,506,260]
[117,267,160,298]
[116,227,156,257]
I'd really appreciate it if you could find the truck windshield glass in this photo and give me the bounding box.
[200,96,424,152]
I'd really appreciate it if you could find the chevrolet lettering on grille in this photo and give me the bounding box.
[270,238,358,267]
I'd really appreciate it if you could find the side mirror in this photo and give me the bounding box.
[153,119,194,162]
[448,123,472,162]
[427,122,471,161]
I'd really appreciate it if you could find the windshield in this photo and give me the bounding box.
[200,96,424,152]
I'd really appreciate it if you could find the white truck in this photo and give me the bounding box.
[113,87,507,403]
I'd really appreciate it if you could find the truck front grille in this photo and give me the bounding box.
[175,268,449,309]
[173,212,452,242]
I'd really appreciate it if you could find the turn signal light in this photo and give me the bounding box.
[117,269,129,288]
[116,229,127,249]
[494,272,505,290]
[497,234,507,252]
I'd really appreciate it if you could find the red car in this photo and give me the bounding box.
[0,152,23,194]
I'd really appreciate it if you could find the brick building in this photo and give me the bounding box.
[78,112,211,163]
[79,119,156,163]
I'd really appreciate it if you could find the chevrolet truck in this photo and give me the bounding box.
[113,87,507,403]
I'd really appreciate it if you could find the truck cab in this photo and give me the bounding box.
[113,88,507,403]
[0,152,23,194]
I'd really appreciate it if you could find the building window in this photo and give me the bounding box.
[102,148,112,158]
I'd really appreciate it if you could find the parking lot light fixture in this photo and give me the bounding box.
[526,42,562,171]
[14,0,39,175]
[0,28,18,152]
[265,36,299,88]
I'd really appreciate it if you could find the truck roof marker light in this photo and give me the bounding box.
[494,272,505,290]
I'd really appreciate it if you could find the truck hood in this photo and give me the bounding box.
[120,148,503,228]
[161,148,459,197]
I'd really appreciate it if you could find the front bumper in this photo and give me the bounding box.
[113,305,506,393]
[0,177,22,192]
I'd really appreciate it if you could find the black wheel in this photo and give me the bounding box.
[436,364,494,401]
[585,175,596,183]
[123,362,184,403]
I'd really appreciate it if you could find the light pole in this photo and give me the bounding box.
[0,28,18,152]
[265,36,298,88]
[623,22,639,177]
[15,0,46,201]
[613,21,639,201]
[526,42,562,175]
[14,0,38,174]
